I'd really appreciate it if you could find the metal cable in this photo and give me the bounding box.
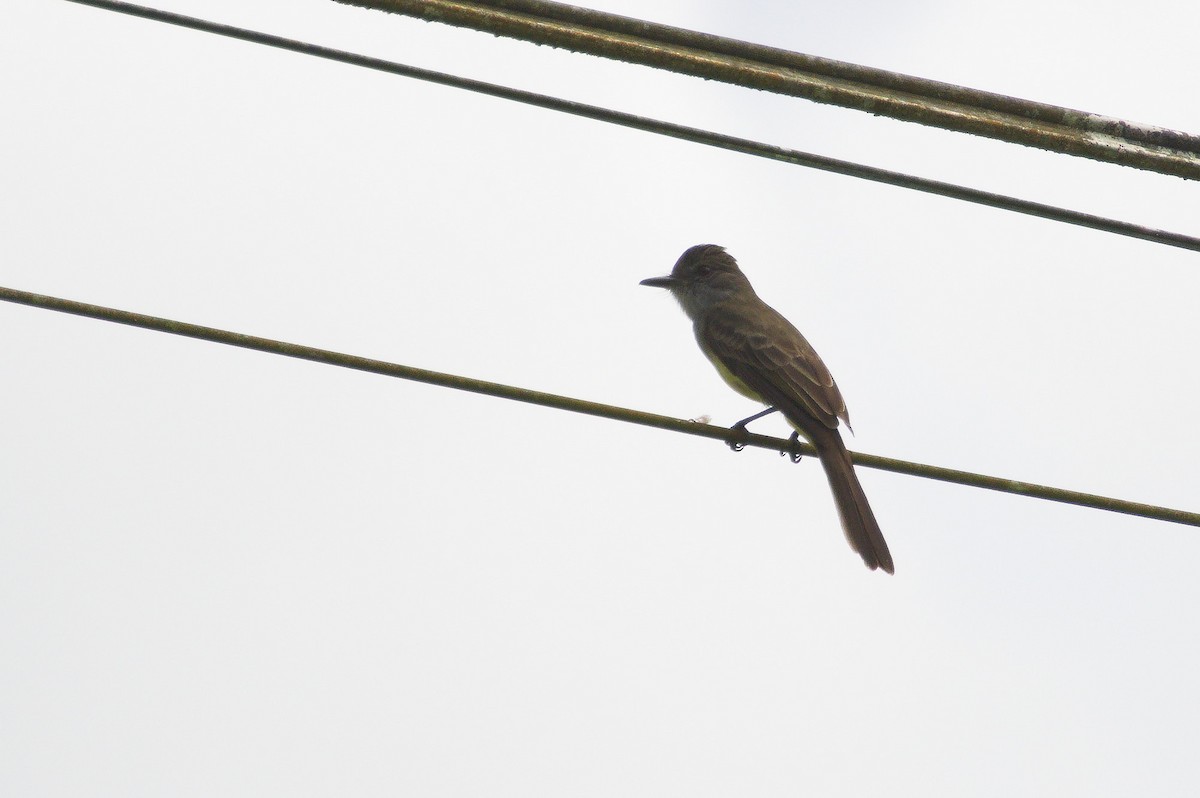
[335,0,1200,180]
[57,0,1200,253]
[3,283,1197,529]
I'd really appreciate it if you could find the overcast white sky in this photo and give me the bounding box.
[3,1,1200,795]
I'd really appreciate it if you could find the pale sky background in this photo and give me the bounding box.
[3,1,1200,795]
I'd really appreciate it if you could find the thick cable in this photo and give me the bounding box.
[56,0,1200,253]
[335,0,1200,180]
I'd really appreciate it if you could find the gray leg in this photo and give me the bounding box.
[727,407,778,452]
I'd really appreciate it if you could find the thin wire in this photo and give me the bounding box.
[3,284,1197,529]
[59,0,1200,253]
[336,0,1200,180]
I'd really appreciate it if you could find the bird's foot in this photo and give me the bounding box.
[779,431,804,463]
[726,406,778,453]
[727,422,750,453]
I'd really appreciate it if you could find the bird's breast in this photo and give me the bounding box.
[697,335,766,403]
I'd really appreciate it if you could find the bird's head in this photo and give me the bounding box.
[640,244,754,318]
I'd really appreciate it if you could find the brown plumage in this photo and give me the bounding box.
[641,244,893,574]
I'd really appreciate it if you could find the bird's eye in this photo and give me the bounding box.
[695,264,712,278]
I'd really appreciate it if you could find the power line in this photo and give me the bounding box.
[2,283,1197,529]
[57,0,1200,254]
[336,0,1200,181]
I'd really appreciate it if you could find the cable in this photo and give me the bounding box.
[2,283,1197,529]
[434,0,1197,157]
[56,0,1200,253]
[336,0,1200,181]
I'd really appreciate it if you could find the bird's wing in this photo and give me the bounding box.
[702,303,848,431]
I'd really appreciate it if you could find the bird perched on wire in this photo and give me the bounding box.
[641,244,893,574]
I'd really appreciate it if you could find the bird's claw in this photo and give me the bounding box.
[779,431,803,463]
[726,424,749,453]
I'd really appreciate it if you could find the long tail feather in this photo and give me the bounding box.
[813,432,894,574]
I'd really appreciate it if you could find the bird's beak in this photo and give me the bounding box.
[639,275,678,289]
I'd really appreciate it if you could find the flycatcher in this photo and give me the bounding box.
[641,244,894,574]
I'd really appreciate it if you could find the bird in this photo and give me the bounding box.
[640,244,894,574]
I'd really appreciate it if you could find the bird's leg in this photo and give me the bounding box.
[780,431,804,464]
[727,407,778,452]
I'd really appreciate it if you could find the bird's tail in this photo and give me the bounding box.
[812,431,894,574]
